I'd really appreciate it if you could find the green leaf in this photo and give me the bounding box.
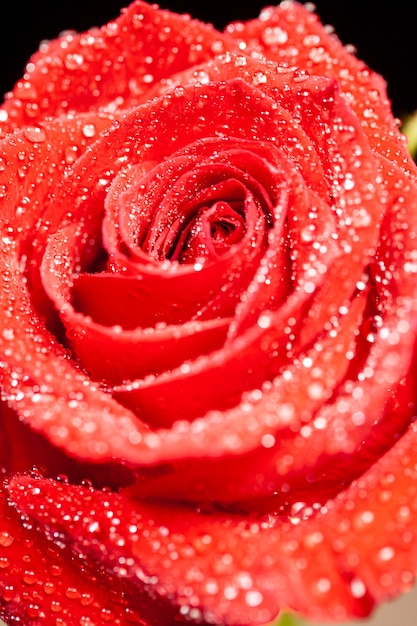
[271,611,305,626]
[401,110,417,160]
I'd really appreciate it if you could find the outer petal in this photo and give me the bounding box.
[8,419,417,623]
[0,75,400,500]
[224,1,415,175]
[0,0,238,136]
[3,472,372,624]
[0,484,147,625]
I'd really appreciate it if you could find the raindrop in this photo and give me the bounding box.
[82,124,96,138]
[205,580,219,595]
[22,570,36,585]
[253,72,267,85]
[315,577,331,594]
[0,531,14,547]
[261,433,276,448]
[43,581,56,595]
[64,53,85,70]
[88,521,100,533]
[80,592,94,606]
[50,600,62,613]
[350,578,367,598]
[293,69,310,83]
[224,585,238,600]
[23,126,46,143]
[303,280,315,294]
[246,590,263,607]
[50,564,63,577]
[257,313,272,329]
[378,546,394,562]
[65,587,80,600]
[64,145,79,164]
[261,26,288,45]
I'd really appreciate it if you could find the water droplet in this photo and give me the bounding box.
[257,313,272,329]
[2,328,15,341]
[262,26,289,45]
[22,570,36,585]
[315,577,331,594]
[88,521,100,533]
[43,581,56,595]
[246,590,263,607]
[350,578,367,598]
[261,433,276,448]
[253,71,267,85]
[51,600,63,613]
[64,145,79,164]
[23,126,46,143]
[64,53,85,70]
[50,564,63,577]
[0,531,14,547]
[65,586,80,600]
[378,546,394,562]
[80,617,97,626]
[80,592,94,606]
[82,124,96,138]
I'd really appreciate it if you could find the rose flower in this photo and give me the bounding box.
[0,2,417,625]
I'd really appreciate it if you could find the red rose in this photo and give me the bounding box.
[1,2,417,625]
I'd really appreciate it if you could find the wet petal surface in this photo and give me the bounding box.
[0,1,417,625]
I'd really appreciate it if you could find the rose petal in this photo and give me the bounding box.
[9,417,417,623]
[0,484,147,625]
[225,1,415,175]
[0,1,238,136]
[5,474,372,624]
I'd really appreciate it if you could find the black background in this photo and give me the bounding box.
[1,0,416,120]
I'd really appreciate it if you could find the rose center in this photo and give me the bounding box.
[153,199,246,263]
[103,141,281,273]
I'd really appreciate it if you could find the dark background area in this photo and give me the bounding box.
[1,0,416,119]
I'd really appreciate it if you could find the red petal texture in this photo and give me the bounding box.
[0,484,157,625]
[224,1,415,175]
[8,425,417,624]
[0,1,417,626]
[0,1,238,137]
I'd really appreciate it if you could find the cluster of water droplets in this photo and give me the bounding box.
[0,0,416,625]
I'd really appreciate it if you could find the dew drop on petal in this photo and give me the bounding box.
[350,578,367,598]
[22,570,37,585]
[43,581,56,595]
[65,586,81,600]
[0,531,14,548]
[253,71,267,85]
[315,577,332,594]
[378,546,395,562]
[261,26,288,45]
[261,433,276,448]
[23,126,46,143]
[257,313,272,329]
[82,123,96,138]
[245,590,263,607]
[64,53,85,70]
